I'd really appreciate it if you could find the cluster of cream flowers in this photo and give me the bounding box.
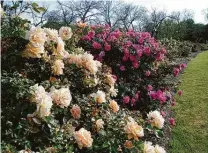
[68,52,102,74]
[29,84,53,118]
[29,84,72,117]
[147,110,165,129]
[124,117,144,140]
[144,141,166,153]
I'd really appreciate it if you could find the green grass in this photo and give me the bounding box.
[170,51,208,153]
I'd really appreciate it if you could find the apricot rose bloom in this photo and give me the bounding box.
[94,90,106,103]
[147,110,165,129]
[143,141,155,153]
[96,119,104,131]
[59,26,73,40]
[106,74,116,87]
[50,87,72,108]
[109,100,119,113]
[70,105,81,119]
[22,43,44,58]
[74,128,93,149]
[26,27,46,47]
[124,117,144,140]
[52,60,64,75]
[44,28,58,42]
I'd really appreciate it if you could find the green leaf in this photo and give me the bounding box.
[38,7,46,12]
[32,2,39,8]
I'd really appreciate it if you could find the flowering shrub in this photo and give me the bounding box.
[1,12,187,152]
[79,25,185,111]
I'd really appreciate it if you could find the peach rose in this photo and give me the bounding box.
[22,43,44,58]
[109,100,119,113]
[44,28,58,42]
[59,27,73,40]
[124,140,134,149]
[96,119,104,131]
[52,60,64,75]
[94,90,106,103]
[26,27,46,47]
[124,118,144,140]
[106,74,116,87]
[70,105,81,119]
[74,128,93,149]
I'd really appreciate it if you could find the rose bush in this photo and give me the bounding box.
[1,12,185,152]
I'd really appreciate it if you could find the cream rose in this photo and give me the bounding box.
[36,93,53,118]
[74,128,93,149]
[52,59,64,75]
[26,27,46,47]
[147,110,165,129]
[29,84,46,103]
[154,145,166,153]
[50,87,72,108]
[70,105,81,119]
[124,118,144,140]
[143,141,155,153]
[109,100,119,113]
[44,28,58,42]
[96,119,104,131]
[94,90,106,103]
[106,74,116,87]
[22,43,44,58]
[59,27,73,40]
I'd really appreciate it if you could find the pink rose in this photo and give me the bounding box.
[137,49,143,58]
[173,68,180,77]
[144,47,151,56]
[178,90,182,96]
[150,91,157,100]
[131,98,136,106]
[181,63,186,69]
[145,71,151,76]
[156,90,166,103]
[133,62,139,69]
[123,96,130,104]
[161,111,166,117]
[169,118,176,126]
[104,43,111,51]
[88,31,95,38]
[135,92,140,100]
[120,65,126,71]
[147,85,153,91]
[92,41,101,49]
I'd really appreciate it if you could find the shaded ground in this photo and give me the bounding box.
[169,51,208,153]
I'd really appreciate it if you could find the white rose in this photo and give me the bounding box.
[52,59,64,75]
[154,145,166,153]
[144,141,155,153]
[94,90,106,103]
[44,28,58,42]
[29,84,46,103]
[147,110,165,129]
[50,87,72,108]
[59,27,73,40]
[96,119,104,131]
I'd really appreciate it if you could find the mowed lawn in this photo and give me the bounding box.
[170,51,208,153]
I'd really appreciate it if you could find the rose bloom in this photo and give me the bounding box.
[29,84,46,103]
[54,37,69,59]
[106,74,116,87]
[44,28,58,42]
[26,27,46,47]
[59,26,73,40]
[70,105,81,119]
[178,90,183,96]
[74,128,93,149]
[52,60,64,75]
[94,90,106,103]
[169,118,176,126]
[145,70,151,76]
[92,41,101,49]
[173,67,180,77]
[96,119,104,131]
[109,100,119,113]
[143,141,155,153]
[104,43,111,51]
[120,65,126,71]
[147,110,165,129]
[50,87,72,108]
[36,93,53,118]
[22,43,44,58]
[124,140,134,149]
[123,96,130,104]
[124,118,144,140]
[154,144,166,153]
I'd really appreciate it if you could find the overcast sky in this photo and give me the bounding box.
[122,0,208,23]
[31,0,208,24]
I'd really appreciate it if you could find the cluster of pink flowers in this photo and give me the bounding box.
[173,63,186,77]
[81,25,167,71]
